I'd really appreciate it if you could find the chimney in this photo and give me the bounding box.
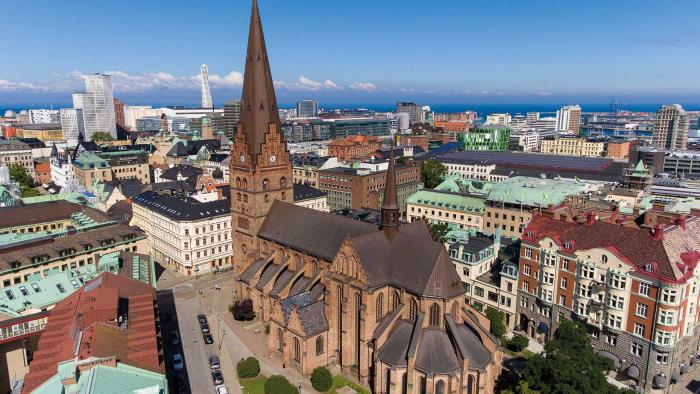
[677,215,687,230]
[691,208,700,218]
[586,211,596,225]
[653,224,664,241]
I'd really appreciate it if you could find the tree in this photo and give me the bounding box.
[310,367,332,392]
[508,334,529,352]
[9,164,40,197]
[233,298,255,321]
[427,222,449,243]
[501,381,540,394]
[264,375,299,394]
[237,357,260,378]
[520,319,630,394]
[420,159,446,189]
[91,131,114,142]
[485,308,507,340]
[396,156,409,165]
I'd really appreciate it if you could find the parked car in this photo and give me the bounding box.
[170,330,180,345]
[209,355,220,370]
[203,333,214,344]
[200,323,210,334]
[197,314,208,324]
[211,369,224,385]
[173,354,184,371]
[215,385,229,394]
[175,373,187,394]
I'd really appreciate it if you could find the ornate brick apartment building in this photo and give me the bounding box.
[516,205,700,391]
[230,2,502,392]
[328,135,382,161]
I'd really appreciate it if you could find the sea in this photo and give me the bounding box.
[3,103,700,117]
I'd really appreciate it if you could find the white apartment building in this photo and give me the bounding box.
[72,73,117,141]
[59,108,84,146]
[509,130,540,152]
[555,105,582,133]
[28,109,60,124]
[486,113,511,126]
[131,192,233,276]
[445,227,519,328]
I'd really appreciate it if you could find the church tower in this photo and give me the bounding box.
[231,0,293,274]
[381,143,400,239]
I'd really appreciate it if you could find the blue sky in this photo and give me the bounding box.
[2,0,700,105]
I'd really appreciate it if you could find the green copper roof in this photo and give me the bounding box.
[486,176,586,206]
[33,363,168,394]
[0,266,97,316]
[434,175,494,194]
[73,152,110,169]
[406,188,485,213]
[21,192,93,206]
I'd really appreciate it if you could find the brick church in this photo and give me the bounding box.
[230,2,503,393]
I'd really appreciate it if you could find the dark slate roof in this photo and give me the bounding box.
[159,165,203,181]
[167,139,222,157]
[373,304,404,340]
[415,329,461,374]
[451,321,493,370]
[132,192,230,221]
[350,221,465,298]
[280,292,328,336]
[208,153,229,163]
[239,256,269,284]
[289,276,310,296]
[296,300,328,336]
[102,179,147,198]
[17,138,46,148]
[271,268,298,297]
[150,180,196,194]
[293,183,327,201]
[258,201,377,262]
[256,262,285,291]
[377,320,413,367]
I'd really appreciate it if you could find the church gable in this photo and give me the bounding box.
[330,240,370,285]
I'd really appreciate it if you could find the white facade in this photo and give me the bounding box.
[294,195,329,212]
[59,108,84,146]
[28,109,60,124]
[555,105,582,132]
[130,203,233,275]
[509,131,540,152]
[486,113,511,126]
[124,106,162,130]
[73,74,117,141]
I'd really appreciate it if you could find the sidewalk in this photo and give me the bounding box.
[199,282,317,393]
[505,330,544,354]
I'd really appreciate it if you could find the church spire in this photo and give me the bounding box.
[238,0,281,166]
[381,141,400,238]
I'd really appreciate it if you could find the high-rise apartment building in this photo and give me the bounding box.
[526,112,540,123]
[296,99,318,118]
[27,109,60,124]
[113,98,126,129]
[396,101,423,125]
[652,104,688,150]
[555,105,582,133]
[223,99,241,139]
[72,73,117,141]
[201,64,213,109]
[59,108,84,146]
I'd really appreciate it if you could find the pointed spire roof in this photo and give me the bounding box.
[238,0,281,165]
[382,145,399,211]
[381,141,400,238]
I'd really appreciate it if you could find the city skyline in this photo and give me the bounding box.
[2,0,700,104]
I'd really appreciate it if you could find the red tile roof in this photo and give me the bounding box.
[522,212,700,283]
[22,273,160,393]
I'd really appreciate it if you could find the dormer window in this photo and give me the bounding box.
[564,242,572,249]
[645,263,654,273]
[527,230,532,237]
[601,255,608,264]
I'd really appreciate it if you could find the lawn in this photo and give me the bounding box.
[504,347,536,359]
[241,375,267,394]
[328,374,370,394]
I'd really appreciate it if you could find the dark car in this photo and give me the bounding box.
[211,369,224,385]
[209,355,220,369]
[197,314,208,325]
[175,373,187,394]
[200,323,210,334]
[203,333,214,344]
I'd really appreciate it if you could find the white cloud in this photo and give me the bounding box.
[292,76,342,91]
[349,82,376,92]
[0,69,244,93]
